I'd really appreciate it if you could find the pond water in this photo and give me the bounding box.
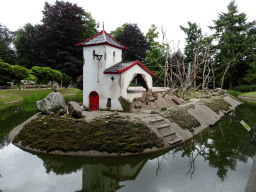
[0,101,256,192]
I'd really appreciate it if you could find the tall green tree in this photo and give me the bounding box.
[209,0,255,88]
[145,24,166,87]
[180,22,202,64]
[114,23,149,61]
[0,24,15,64]
[145,24,165,68]
[13,23,36,69]
[33,1,98,79]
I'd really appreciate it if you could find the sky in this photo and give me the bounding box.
[0,0,255,52]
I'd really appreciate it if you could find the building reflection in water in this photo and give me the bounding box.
[78,161,147,191]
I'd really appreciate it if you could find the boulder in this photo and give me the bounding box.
[67,101,83,118]
[36,92,67,114]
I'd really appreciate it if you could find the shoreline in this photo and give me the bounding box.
[8,96,242,157]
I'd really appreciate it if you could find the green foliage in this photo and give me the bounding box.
[0,24,15,64]
[233,85,256,92]
[81,11,99,40]
[31,66,62,85]
[13,23,36,69]
[62,73,72,88]
[209,0,254,88]
[0,59,12,85]
[227,90,243,97]
[180,22,202,64]
[11,65,30,90]
[110,23,129,39]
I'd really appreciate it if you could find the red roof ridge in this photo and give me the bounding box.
[104,60,156,76]
[75,30,128,49]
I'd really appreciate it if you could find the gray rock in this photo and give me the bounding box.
[67,101,83,118]
[36,92,67,114]
[212,92,219,96]
[151,110,159,114]
[52,83,59,92]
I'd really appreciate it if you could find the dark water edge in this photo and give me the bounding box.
[0,101,256,191]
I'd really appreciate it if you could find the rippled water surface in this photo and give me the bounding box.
[0,101,256,192]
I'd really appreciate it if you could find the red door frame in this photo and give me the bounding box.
[89,91,99,111]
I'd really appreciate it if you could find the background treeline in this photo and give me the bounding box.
[0,0,256,90]
[0,59,71,89]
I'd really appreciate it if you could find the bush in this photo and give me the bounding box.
[227,90,243,97]
[233,85,256,92]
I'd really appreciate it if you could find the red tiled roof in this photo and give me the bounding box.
[75,30,128,50]
[103,60,156,76]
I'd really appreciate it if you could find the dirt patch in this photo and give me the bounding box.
[163,105,201,133]
[13,115,164,155]
[201,98,231,114]
[131,93,184,112]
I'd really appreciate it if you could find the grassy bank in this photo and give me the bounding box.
[13,115,164,154]
[0,88,81,104]
[240,91,256,98]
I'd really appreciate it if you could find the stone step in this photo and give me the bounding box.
[163,131,176,138]
[156,124,170,130]
[169,138,183,146]
[157,126,173,135]
[163,131,176,141]
[149,118,165,126]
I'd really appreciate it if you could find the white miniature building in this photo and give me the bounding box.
[76,30,156,111]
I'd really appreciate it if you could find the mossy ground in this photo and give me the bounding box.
[201,98,231,114]
[13,115,164,155]
[163,105,201,133]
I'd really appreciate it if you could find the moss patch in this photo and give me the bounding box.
[164,105,201,133]
[13,115,164,155]
[202,98,231,114]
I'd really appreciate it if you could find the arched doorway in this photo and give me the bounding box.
[89,91,99,111]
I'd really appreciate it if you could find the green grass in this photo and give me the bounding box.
[64,89,83,103]
[0,88,81,104]
[240,91,256,98]
[227,90,243,97]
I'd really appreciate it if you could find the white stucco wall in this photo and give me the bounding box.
[83,45,123,110]
[120,64,153,102]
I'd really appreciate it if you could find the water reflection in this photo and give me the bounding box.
[172,101,256,181]
[1,101,256,191]
[32,152,158,192]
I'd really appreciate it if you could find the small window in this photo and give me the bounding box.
[93,50,95,58]
[107,98,111,107]
[104,51,106,60]
[113,51,115,57]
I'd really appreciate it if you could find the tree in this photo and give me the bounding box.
[81,11,99,40]
[0,24,15,64]
[11,65,30,90]
[115,23,149,61]
[145,24,166,87]
[33,1,98,79]
[209,0,255,88]
[0,59,13,85]
[31,66,53,85]
[180,22,202,64]
[13,23,36,69]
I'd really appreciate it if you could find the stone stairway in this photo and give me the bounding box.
[149,118,182,147]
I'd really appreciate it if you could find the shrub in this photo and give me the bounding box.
[233,85,256,92]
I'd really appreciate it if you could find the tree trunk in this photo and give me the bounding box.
[229,78,232,89]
